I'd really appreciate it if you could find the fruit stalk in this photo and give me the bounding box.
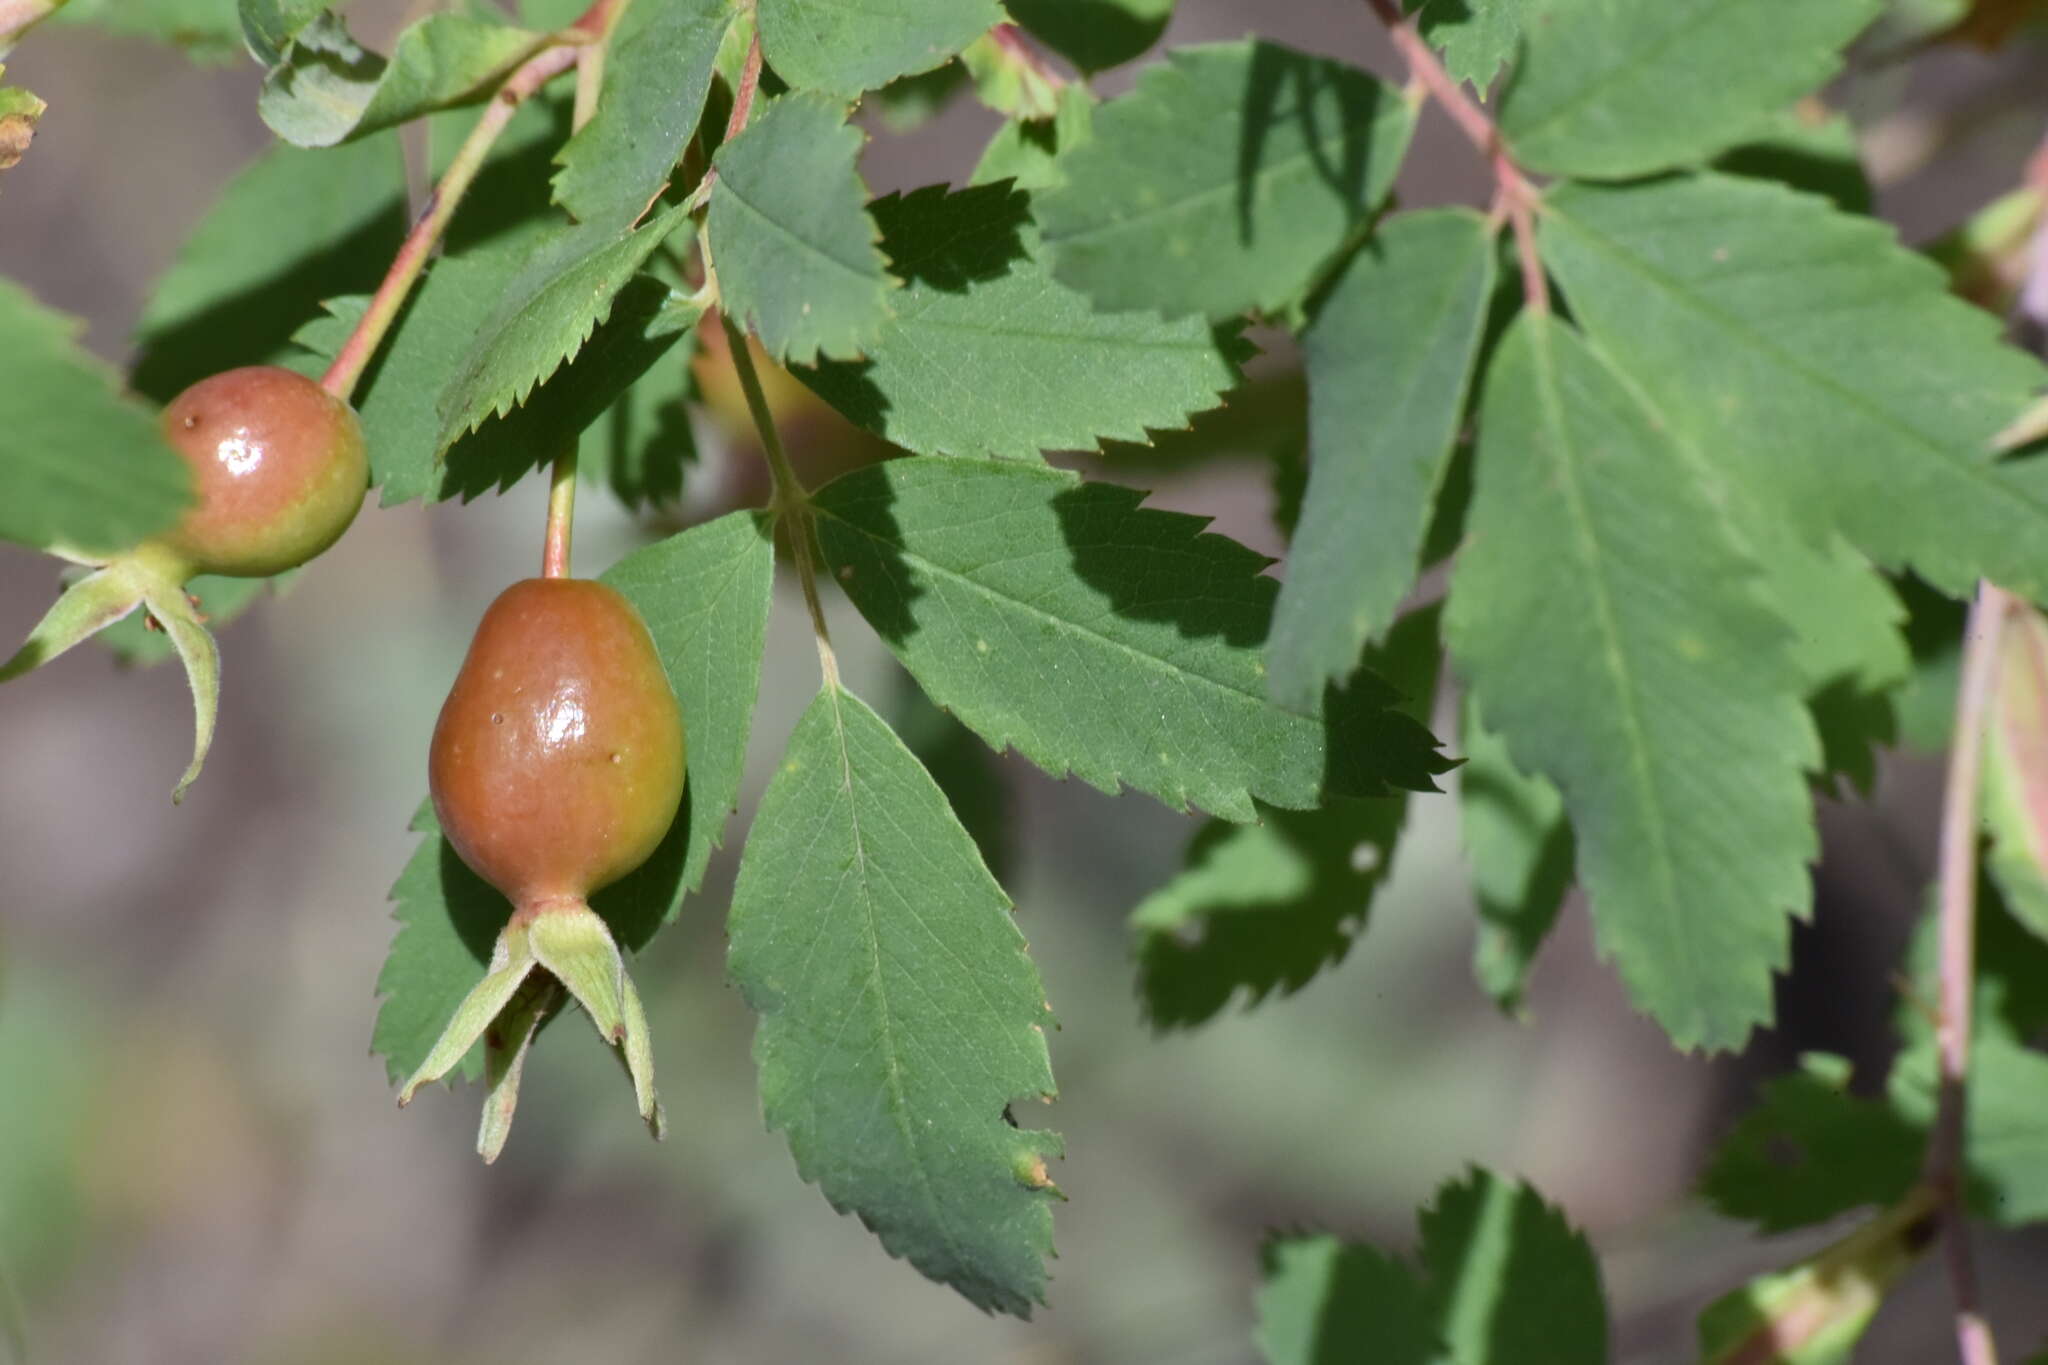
[1928,580,2008,1365]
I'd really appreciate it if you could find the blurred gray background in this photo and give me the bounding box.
[4,3,2048,1362]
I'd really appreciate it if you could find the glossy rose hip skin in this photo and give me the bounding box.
[158,365,368,578]
[430,578,686,909]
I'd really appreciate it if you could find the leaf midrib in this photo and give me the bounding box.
[1523,324,1705,1031]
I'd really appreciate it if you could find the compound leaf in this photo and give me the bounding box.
[1445,314,1819,1051]
[728,685,1059,1315]
[1036,40,1415,321]
[0,280,190,556]
[1500,0,1883,178]
[258,11,550,148]
[707,91,892,364]
[551,0,732,229]
[755,0,999,97]
[1543,174,2048,602]
[1269,209,1495,712]
[797,182,1242,461]
[812,456,1451,824]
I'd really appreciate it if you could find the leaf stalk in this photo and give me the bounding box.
[1928,579,2006,1365]
[1359,0,1548,313]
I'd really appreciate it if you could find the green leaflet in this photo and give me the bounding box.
[1269,209,1495,712]
[130,132,408,402]
[796,182,1242,461]
[1257,1171,1607,1365]
[551,0,732,230]
[1419,1170,1609,1364]
[1500,0,1883,178]
[754,0,999,97]
[0,280,191,556]
[707,91,892,364]
[811,457,1452,824]
[433,204,692,454]
[1132,605,1442,1028]
[1700,1054,1923,1233]
[1414,0,1530,89]
[1459,698,1572,1015]
[1541,173,2048,602]
[257,11,552,148]
[54,0,240,61]
[1005,0,1173,72]
[728,685,1059,1316]
[372,514,773,1081]
[1256,1237,1436,1365]
[1036,40,1416,321]
[1444,314,1819,1052]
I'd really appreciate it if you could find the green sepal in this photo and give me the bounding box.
[140,577,221,804]
[0,560,150,682]
[397,916,539,1106]
[527,899,662,1135]
[477,978,559,1164]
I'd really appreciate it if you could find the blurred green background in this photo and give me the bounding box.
[5,2,2048,1361]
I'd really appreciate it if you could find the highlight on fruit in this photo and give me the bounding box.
[397,577,687,1161]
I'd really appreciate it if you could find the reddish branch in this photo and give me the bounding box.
[1928,581,2007,1365]
[318,0,627,402]
[319,40,584,401]
[1360,0,1548,313]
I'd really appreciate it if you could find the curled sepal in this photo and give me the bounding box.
[478,978,560,1164]
[139,579,221,804]
[0,561,150,683]
[397,916,539,1107]
[527,899,663,1138]
[1698,1186,1937,1365]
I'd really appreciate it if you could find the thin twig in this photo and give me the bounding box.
[685,27,764,212]
[1360,0,1548,313]
[720,315,839,689]
[1927,579,2007,1365]
[319,40,582,401]
[535,5,630,578]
